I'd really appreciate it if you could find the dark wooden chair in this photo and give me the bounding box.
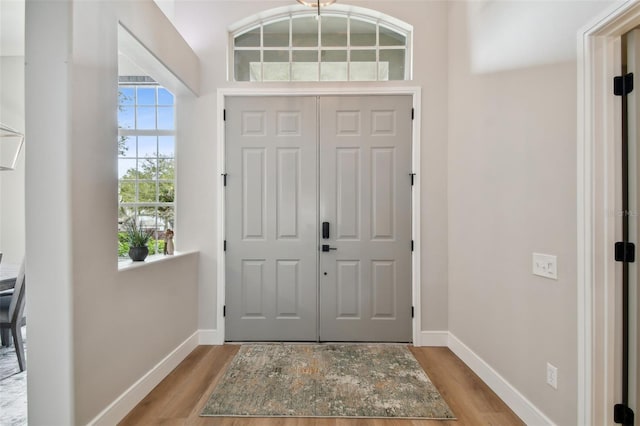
[0,260,26,371]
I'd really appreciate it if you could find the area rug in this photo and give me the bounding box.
[201,344,455,419]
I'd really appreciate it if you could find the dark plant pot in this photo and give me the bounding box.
[129,246,149,262]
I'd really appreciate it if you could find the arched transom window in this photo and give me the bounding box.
[231,8,412,82]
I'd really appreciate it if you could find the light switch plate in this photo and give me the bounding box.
[533,253,558,280]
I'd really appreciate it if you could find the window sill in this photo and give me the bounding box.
[118,250,198,272]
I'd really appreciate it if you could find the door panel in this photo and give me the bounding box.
[319,96,413,342]
[225,96,318,341]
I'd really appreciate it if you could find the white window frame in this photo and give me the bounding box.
[228,4,413,82]
[118,82,176,256]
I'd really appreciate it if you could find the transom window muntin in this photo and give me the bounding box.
[232,12,411,82]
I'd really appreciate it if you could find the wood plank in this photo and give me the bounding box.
[119,345,523,426]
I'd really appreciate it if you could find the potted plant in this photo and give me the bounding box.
[125,221,153,261]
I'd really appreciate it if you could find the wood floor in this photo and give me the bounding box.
[119,345,524,426]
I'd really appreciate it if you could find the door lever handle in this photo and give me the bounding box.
[321,244,337,252]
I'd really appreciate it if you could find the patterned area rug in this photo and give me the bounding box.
[201,344,455,419]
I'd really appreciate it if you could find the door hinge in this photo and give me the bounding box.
[411,306,414,318]
[411,108,415,120]
[410,173,416,186]
[614,404,634,425]
[223,240,227,251]
[223,305,226,317]
[411,240,414,252]
[223,109,227,121]
[615,241,635,263]
[614,73,634,96]
[222,173,227,186]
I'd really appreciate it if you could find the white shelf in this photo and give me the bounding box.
[118,250,198,272]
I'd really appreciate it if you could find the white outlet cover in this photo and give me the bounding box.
[533,253,558,280]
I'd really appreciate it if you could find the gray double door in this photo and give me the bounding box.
[224,95,412,342]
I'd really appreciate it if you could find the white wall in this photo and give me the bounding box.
[25,0,200,424]
[0,56,25,264]
[447,2,612,425]
[172,0,450,334]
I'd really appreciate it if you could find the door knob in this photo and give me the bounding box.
[321,244,337,252]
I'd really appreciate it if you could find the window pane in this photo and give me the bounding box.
[118,136,135,157]
[138,136,157,158]
[138,182,157,202]
[378,62,389,81]
[118,180,136,202]
[118,106,135,129]
[137,87,156,105]
[136,106,156,129]
[158,136,175,157]
[158,181,175,203]
[350,50,377,81]
[263,63,290,81]
[118,206,135,226]
[138,159,158,179]
[292,51,318,81]
[264,50,289,62]
[322,50,347,62]
[264,20,289,47]
[321,51,347,81]
[321,62,347,81]
[138,206,159,230]
[249,63,262,82]
[292,63,318,81]
[379,25,405,46]
[157,158,174,180]
[321,16,347,46]
[158,107,175,130]
[350,63,378,81]
[351,50,376,62]
[118,159,137,179]
[292,17,318,47]
[293,50,317,62]
[119,88,134,105]
[235,27,261,47]
[350,19,376,46]
[235,50,260,81]
[380,49,405,80]
[158,88,174,105]
[264,50,290,81]
[158,207,175,230]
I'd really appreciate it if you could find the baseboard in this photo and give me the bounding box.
[448,333,556,426]
[198,328,224,345]
[417,330,449,347]
[88,330,200,426]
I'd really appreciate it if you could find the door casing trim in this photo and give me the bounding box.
[578,1,640,424]
[216,87,422,344]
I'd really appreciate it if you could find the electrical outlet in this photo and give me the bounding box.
[546,363,558,389]
[533,253,558,279]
